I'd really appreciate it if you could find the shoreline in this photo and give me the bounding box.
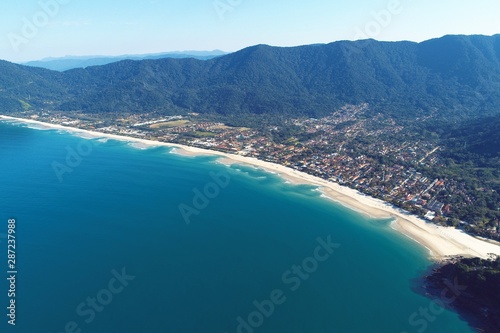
[3,115,500,260]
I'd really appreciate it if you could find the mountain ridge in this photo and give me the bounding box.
[1,34,500,122]
[20,50,228,72]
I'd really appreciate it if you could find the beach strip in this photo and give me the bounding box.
[2,115,500,260]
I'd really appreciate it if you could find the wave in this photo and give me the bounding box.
[127,142,161,150]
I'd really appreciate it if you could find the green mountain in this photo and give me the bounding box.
[1,34,500,121]
[0,60,68,112]
[21,50,227,72]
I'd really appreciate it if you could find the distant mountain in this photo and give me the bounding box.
[21,50,227,71]
[2,35,500,123]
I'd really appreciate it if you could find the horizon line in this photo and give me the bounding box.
[8,33,500,64]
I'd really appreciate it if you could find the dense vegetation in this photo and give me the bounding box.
[435,116,500,231]
[22,50,226,72]
[1,34,500,122]
[444,115,500,159]
[425,256,500,333]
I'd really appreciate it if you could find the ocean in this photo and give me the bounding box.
[0,120,474,333]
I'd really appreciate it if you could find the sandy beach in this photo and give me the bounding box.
[2,115,500,260]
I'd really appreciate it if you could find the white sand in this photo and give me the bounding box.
[3,115,500,260]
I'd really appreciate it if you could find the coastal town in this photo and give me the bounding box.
[11,104,500,240]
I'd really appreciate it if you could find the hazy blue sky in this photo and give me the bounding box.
[1,0,499,62]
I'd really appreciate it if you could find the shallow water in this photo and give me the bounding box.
[0,121,474,333]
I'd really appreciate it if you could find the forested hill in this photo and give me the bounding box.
[425,256,500,333]
[21,50,227,72]
[1,34,500,122]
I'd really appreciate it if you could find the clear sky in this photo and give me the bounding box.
[0,0,499,62]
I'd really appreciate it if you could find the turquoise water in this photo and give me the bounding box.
[0,121,474,333]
